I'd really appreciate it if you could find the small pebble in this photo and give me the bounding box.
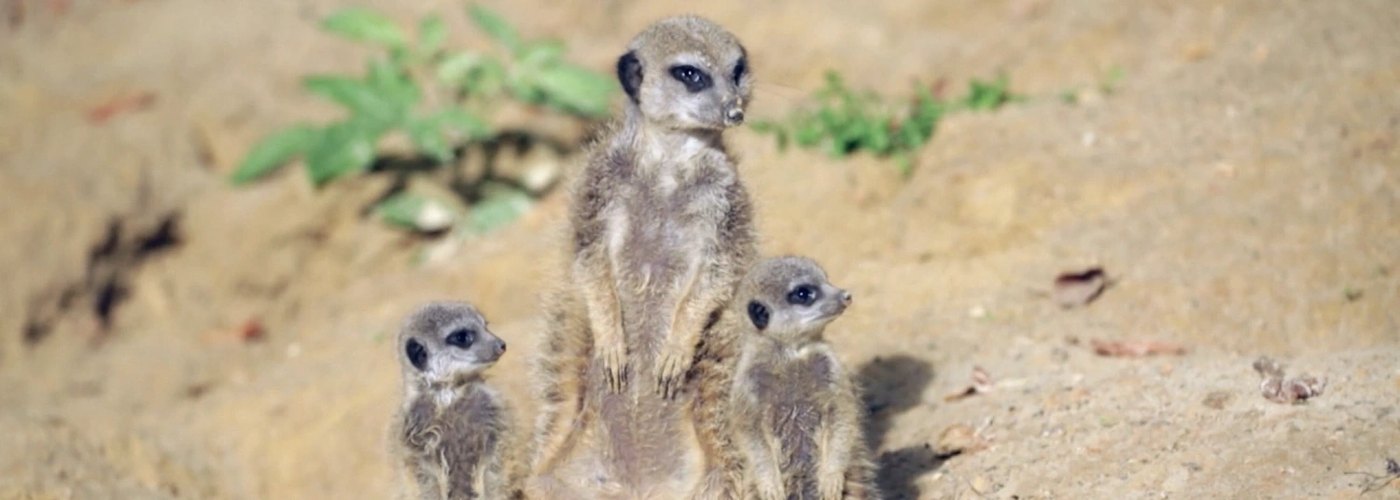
[1202,391,1232,410]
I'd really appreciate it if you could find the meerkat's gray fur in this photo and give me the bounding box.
[728,257,880,500]
[391,301,526,500]
[528,13,758,500]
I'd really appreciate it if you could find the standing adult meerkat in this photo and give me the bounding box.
[528,13,758,500]
[391,301,526,500]
[729,256,880,500]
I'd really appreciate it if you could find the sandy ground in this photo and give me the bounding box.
[1,0,1398,498]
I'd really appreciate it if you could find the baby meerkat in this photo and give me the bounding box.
[528,14,757,500]
[730,257,880,500]
[391,301,525,500]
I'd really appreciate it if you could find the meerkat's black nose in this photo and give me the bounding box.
[496,340,507,356]
[725,107,744,124]
[840,291,852,306]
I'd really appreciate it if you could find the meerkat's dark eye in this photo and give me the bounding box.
[405,338,429,371]
[669,65,712,93]
[747,301,770,330]
[445,328,476,348]
[786,285,820,306]
[732,57,746,85]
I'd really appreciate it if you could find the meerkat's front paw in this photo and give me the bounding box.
[653,343,694,399]
[597,343,629,393]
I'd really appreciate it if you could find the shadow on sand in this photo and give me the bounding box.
[857,354,945,500]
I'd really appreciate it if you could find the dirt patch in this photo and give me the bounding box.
[1,0,1398,499]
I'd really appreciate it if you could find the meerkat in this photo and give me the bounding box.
[391,301,526,500]
[527,14,758,500]
[729,256,880,500]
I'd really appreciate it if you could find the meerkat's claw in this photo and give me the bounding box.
[653,346,692,399]
[598,344,629,393]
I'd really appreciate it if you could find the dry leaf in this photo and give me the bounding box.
[1253,356,1327,404]
[933,423,988,457]
[86,91,157,123]
[1053,267,1108,308]
[1090,339,1188,357]
[238,317,265,342]
[943,365,995,402]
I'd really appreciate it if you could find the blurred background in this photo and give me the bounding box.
[1,0,1397,498]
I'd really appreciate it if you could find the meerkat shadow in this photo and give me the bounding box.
[856,354,940,500]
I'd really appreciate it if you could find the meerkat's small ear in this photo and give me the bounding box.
[747,300,769,330]
[617,51,643,104]
[405,338,429,371]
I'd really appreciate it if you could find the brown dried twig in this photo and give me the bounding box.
[943,366,995,402]
[86,91,157,123]
[1344,458,1399,494]
[1089,339,1189,357]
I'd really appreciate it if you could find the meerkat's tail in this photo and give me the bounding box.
[529,284,594,474]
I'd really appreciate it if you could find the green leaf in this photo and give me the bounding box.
[374,192,459,232]
[436,51,487,84]
[895,154,914,177]
[519,40,566,67]
[506,78,545,105]
[405,116,451,162]
[418,14,447,55]
[467,5,521,54]
[389,45,413,68]
[302,75,407,124]
[230,125,319,184]
[963,76,1013,111]
[467,183,533,235]
[436,52,507,96]
[435,108,492,140]
[531,64,616,117]
[366,60,421,109]
[321,7,407,48]
[1102,66,1126,91]
[304,119,382,186]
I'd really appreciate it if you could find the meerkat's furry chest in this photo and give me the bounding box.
[601,149,736,335]
[400,386,506,472]
[740,346,840,470]
[605,154,733,268]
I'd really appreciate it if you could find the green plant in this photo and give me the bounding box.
[1061,65,1127,104]
[749,71,1022,175]
[228,4,615,236]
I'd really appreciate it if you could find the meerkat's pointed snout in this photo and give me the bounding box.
[840,290,852,306]
[724,99,745,126]
[483,336,507,363]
